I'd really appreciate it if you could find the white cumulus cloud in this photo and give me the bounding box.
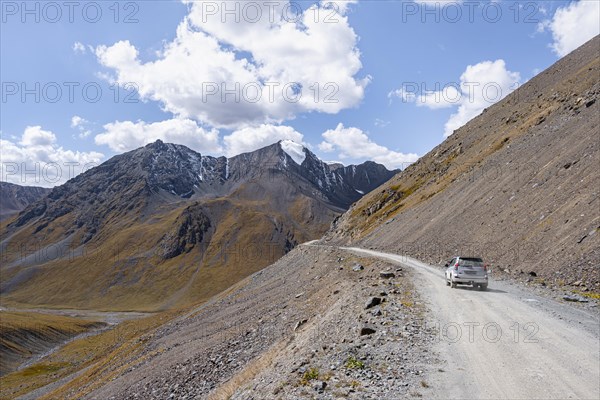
[319,123,419,169]
[95,1,368,130]
[71,115,91,138]
[1,126,104,187]
[95,118,221,154]
[443,60,520,137]
[543,0,600,57]
[391,60,520,137]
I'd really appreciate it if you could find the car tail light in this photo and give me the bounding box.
[484,264,488,271]
[454,262,459,270]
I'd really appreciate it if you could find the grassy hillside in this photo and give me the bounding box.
[1,192,333,311]
[0,311,105,376]
[0,310,178,398]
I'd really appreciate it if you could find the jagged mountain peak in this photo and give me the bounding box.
[279,139,307,165]
[1,137,398,311]
[8,139,398,238]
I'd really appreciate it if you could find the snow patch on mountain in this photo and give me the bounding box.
[280,140,306,165]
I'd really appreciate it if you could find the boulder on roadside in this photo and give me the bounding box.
[380,271,395,279]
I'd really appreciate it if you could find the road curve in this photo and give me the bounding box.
[337,246,600,400]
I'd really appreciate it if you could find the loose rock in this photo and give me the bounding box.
[360,325,377,335]
[365,297,382,309]
[563,294,589,303]
[353,264,365,271]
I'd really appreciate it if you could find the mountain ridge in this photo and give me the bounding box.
[0,182,50,221]
[0,140,397,311]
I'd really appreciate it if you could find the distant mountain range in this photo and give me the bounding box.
[0,182,49,220]
[0,140,397,311]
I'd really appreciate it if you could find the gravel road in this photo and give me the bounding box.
[340,246,600,400]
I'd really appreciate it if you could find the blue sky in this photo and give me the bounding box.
[1,1,599,186]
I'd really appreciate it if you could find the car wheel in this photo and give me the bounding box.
[481,284,488,291]
[450,280,455,288]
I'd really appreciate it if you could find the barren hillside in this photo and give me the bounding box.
[327,35,600,290]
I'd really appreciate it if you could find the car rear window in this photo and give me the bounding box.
[459,258,484,267]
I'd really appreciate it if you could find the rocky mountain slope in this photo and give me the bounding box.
[326,35,600,290]
[0,141,396,311]
[31,245,433,400]
[0,182,50,220]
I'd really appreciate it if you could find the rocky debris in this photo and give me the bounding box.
[352,263,365,271]
[294,319,308,331]
[365,297,382,309]
[80,246,433,400]
[563,294,589,303]
[313,380,327,393]
[360,325,377,336]
[370,307,383,317]
[380,271,396,279]
[227,248,433,399]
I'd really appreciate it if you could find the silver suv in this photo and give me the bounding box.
[445,257,488,290]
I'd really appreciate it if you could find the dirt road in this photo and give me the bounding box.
[338,246,600,400]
